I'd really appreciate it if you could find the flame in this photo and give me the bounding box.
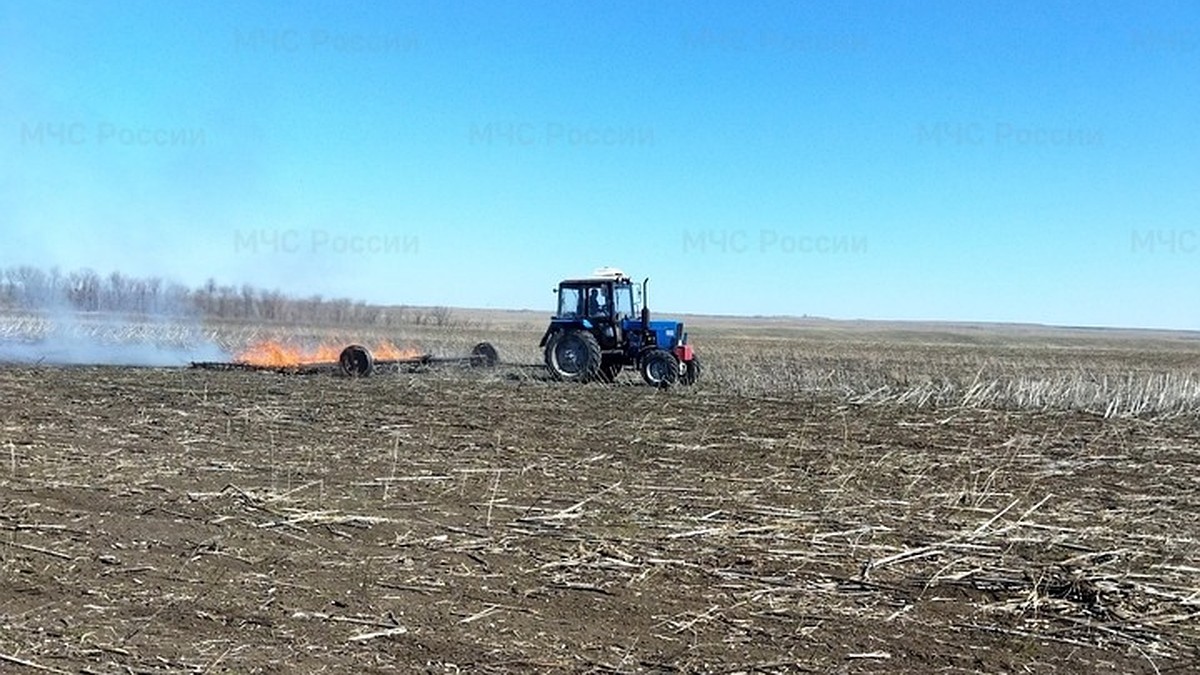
[234,339,423,367]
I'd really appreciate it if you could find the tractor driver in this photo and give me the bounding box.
[587,287,608,316]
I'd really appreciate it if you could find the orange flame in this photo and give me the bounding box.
[234,340,423,367]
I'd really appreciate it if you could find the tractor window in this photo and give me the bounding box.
[557,287,583,318]
[613,284,634,319]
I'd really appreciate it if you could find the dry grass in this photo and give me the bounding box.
[691,323,1200,419]
[208,315,1200,420]
[2,311,1197,419]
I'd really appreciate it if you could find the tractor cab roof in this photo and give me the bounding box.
[559,267,632,286]
[559,278,632,287]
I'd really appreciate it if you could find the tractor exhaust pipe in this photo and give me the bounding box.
[640,276,651,329]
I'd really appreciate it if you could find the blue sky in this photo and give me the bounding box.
[2,1,1197,329]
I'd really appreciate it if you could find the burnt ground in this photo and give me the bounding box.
[1,365,1198,673]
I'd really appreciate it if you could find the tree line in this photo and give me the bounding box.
[0,266,455,327]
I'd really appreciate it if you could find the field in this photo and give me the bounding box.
[2,314,1199,673]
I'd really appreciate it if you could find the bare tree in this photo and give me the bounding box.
[0,265,447,327]
[430,306,453,326]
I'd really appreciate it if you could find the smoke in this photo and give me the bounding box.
[0,316,227,366]
[0,280,228,367]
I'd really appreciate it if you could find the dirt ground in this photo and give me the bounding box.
[1,364,1197,673]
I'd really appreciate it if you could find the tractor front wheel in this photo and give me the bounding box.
[544,330,602,382]
[640,349,679,388]
[680,355,701,385]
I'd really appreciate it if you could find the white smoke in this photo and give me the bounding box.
[0,280,228,366]
[0,314,227,366]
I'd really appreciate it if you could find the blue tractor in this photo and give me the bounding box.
[539,268,701,387]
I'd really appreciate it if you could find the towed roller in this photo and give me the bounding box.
[469,341,499,368]
[193,341,502,376]
[338,344,375,377]
[338,341,500,377]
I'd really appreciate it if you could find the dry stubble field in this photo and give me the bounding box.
[1,316,1199,673]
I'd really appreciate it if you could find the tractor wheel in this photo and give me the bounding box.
[640,349,679,388]
[680,355,702,386]
[544,330,602,382]
[339,344,375,377]
[600,357,624,383]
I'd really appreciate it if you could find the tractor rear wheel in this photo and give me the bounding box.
[544,330,602,382]
[640,349,679,388]
[680,355,701,385]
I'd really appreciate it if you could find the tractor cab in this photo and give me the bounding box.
[540,268,701,387]
[553,279,632,320]
[549,272,635,350]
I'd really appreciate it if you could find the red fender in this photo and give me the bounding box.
[674,344,694,362]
